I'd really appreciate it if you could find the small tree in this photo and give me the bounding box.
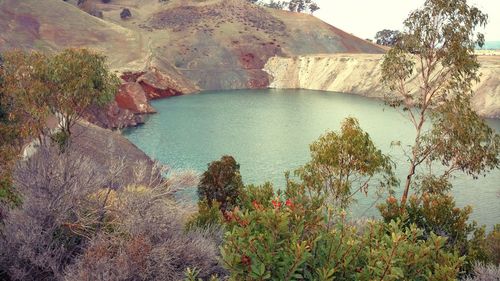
[374,29,401,46]
[297,117,398,209]
[120,8,132,19]
[197,155,244,213]
[264,0,287,9]
[381,0,499,206]
[47,48,119,140]
[309,2,319,14]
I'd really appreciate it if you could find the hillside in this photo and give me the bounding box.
[0,0,384,91]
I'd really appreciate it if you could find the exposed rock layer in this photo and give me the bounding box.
[264,54,500,118]
[116,82,156,114]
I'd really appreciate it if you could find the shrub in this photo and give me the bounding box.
[66,183,226,281]
[186,200,225,230]
[0,144,219,281]
[221,182,463,280]
[378,175,489,275]
[120,8,131,20]
[485,224,500,264]
[0,147,106,280]
[197,155,244,213]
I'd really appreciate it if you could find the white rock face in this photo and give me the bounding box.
[264,54,500,118]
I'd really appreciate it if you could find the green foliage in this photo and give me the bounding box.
[424,96,500,179]
[0,48,119,140]
[198,155,244,213]
[0,51,50,207]
[375,29,401,46]
[184,267,221,281]
[263,0,287,10]
[0,51,52,141]
[380,0,497,207]
[50,130,71,152]
[221,182,463,281]
[296,117,398,208]
[48,48,119,137]
[250,0,319,13]
[238,182,275,210]
[378,175,489,275]
[0,48,119,205]
[186,200,224,230]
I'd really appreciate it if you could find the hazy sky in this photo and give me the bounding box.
[313,0,500,41]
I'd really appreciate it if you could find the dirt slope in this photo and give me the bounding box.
[0,0,384,91]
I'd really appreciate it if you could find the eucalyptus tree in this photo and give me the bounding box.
[47,48,119,140]
[374,29,401,46]
[297,117,398,209]
[381,0,500,206]
[0,51,52,207]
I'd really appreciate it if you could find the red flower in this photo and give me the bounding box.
[223,211,235,222]
[285,199,294,208]
[252,200,263,210]
[271,199,282,209]
[241,255,252,266]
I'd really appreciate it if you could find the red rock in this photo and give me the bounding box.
[115,82,156,114]
[137,68,199,100]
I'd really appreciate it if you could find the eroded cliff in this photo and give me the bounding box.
[264,54,500,118]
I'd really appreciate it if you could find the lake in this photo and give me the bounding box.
[123,89,500,227]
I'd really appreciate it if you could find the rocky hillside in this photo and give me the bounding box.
[0,0,386,126]
[264,54,500,118]
[0,0,383,88]
[4,0,498,120]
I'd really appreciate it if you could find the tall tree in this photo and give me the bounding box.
[381,0,499,206]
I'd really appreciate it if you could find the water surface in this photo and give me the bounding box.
[124,89,500,226]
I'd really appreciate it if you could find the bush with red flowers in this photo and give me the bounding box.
[220,181,463,280]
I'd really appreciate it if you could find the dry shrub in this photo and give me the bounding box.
[0,147,106,280]
[0,144,222,281]
[65,179,226,281]
[463,264,500,281]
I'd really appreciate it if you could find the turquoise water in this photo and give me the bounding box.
[123,89,500,227]
[478,41,500,50]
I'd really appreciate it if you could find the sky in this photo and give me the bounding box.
[313,0,500,41]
